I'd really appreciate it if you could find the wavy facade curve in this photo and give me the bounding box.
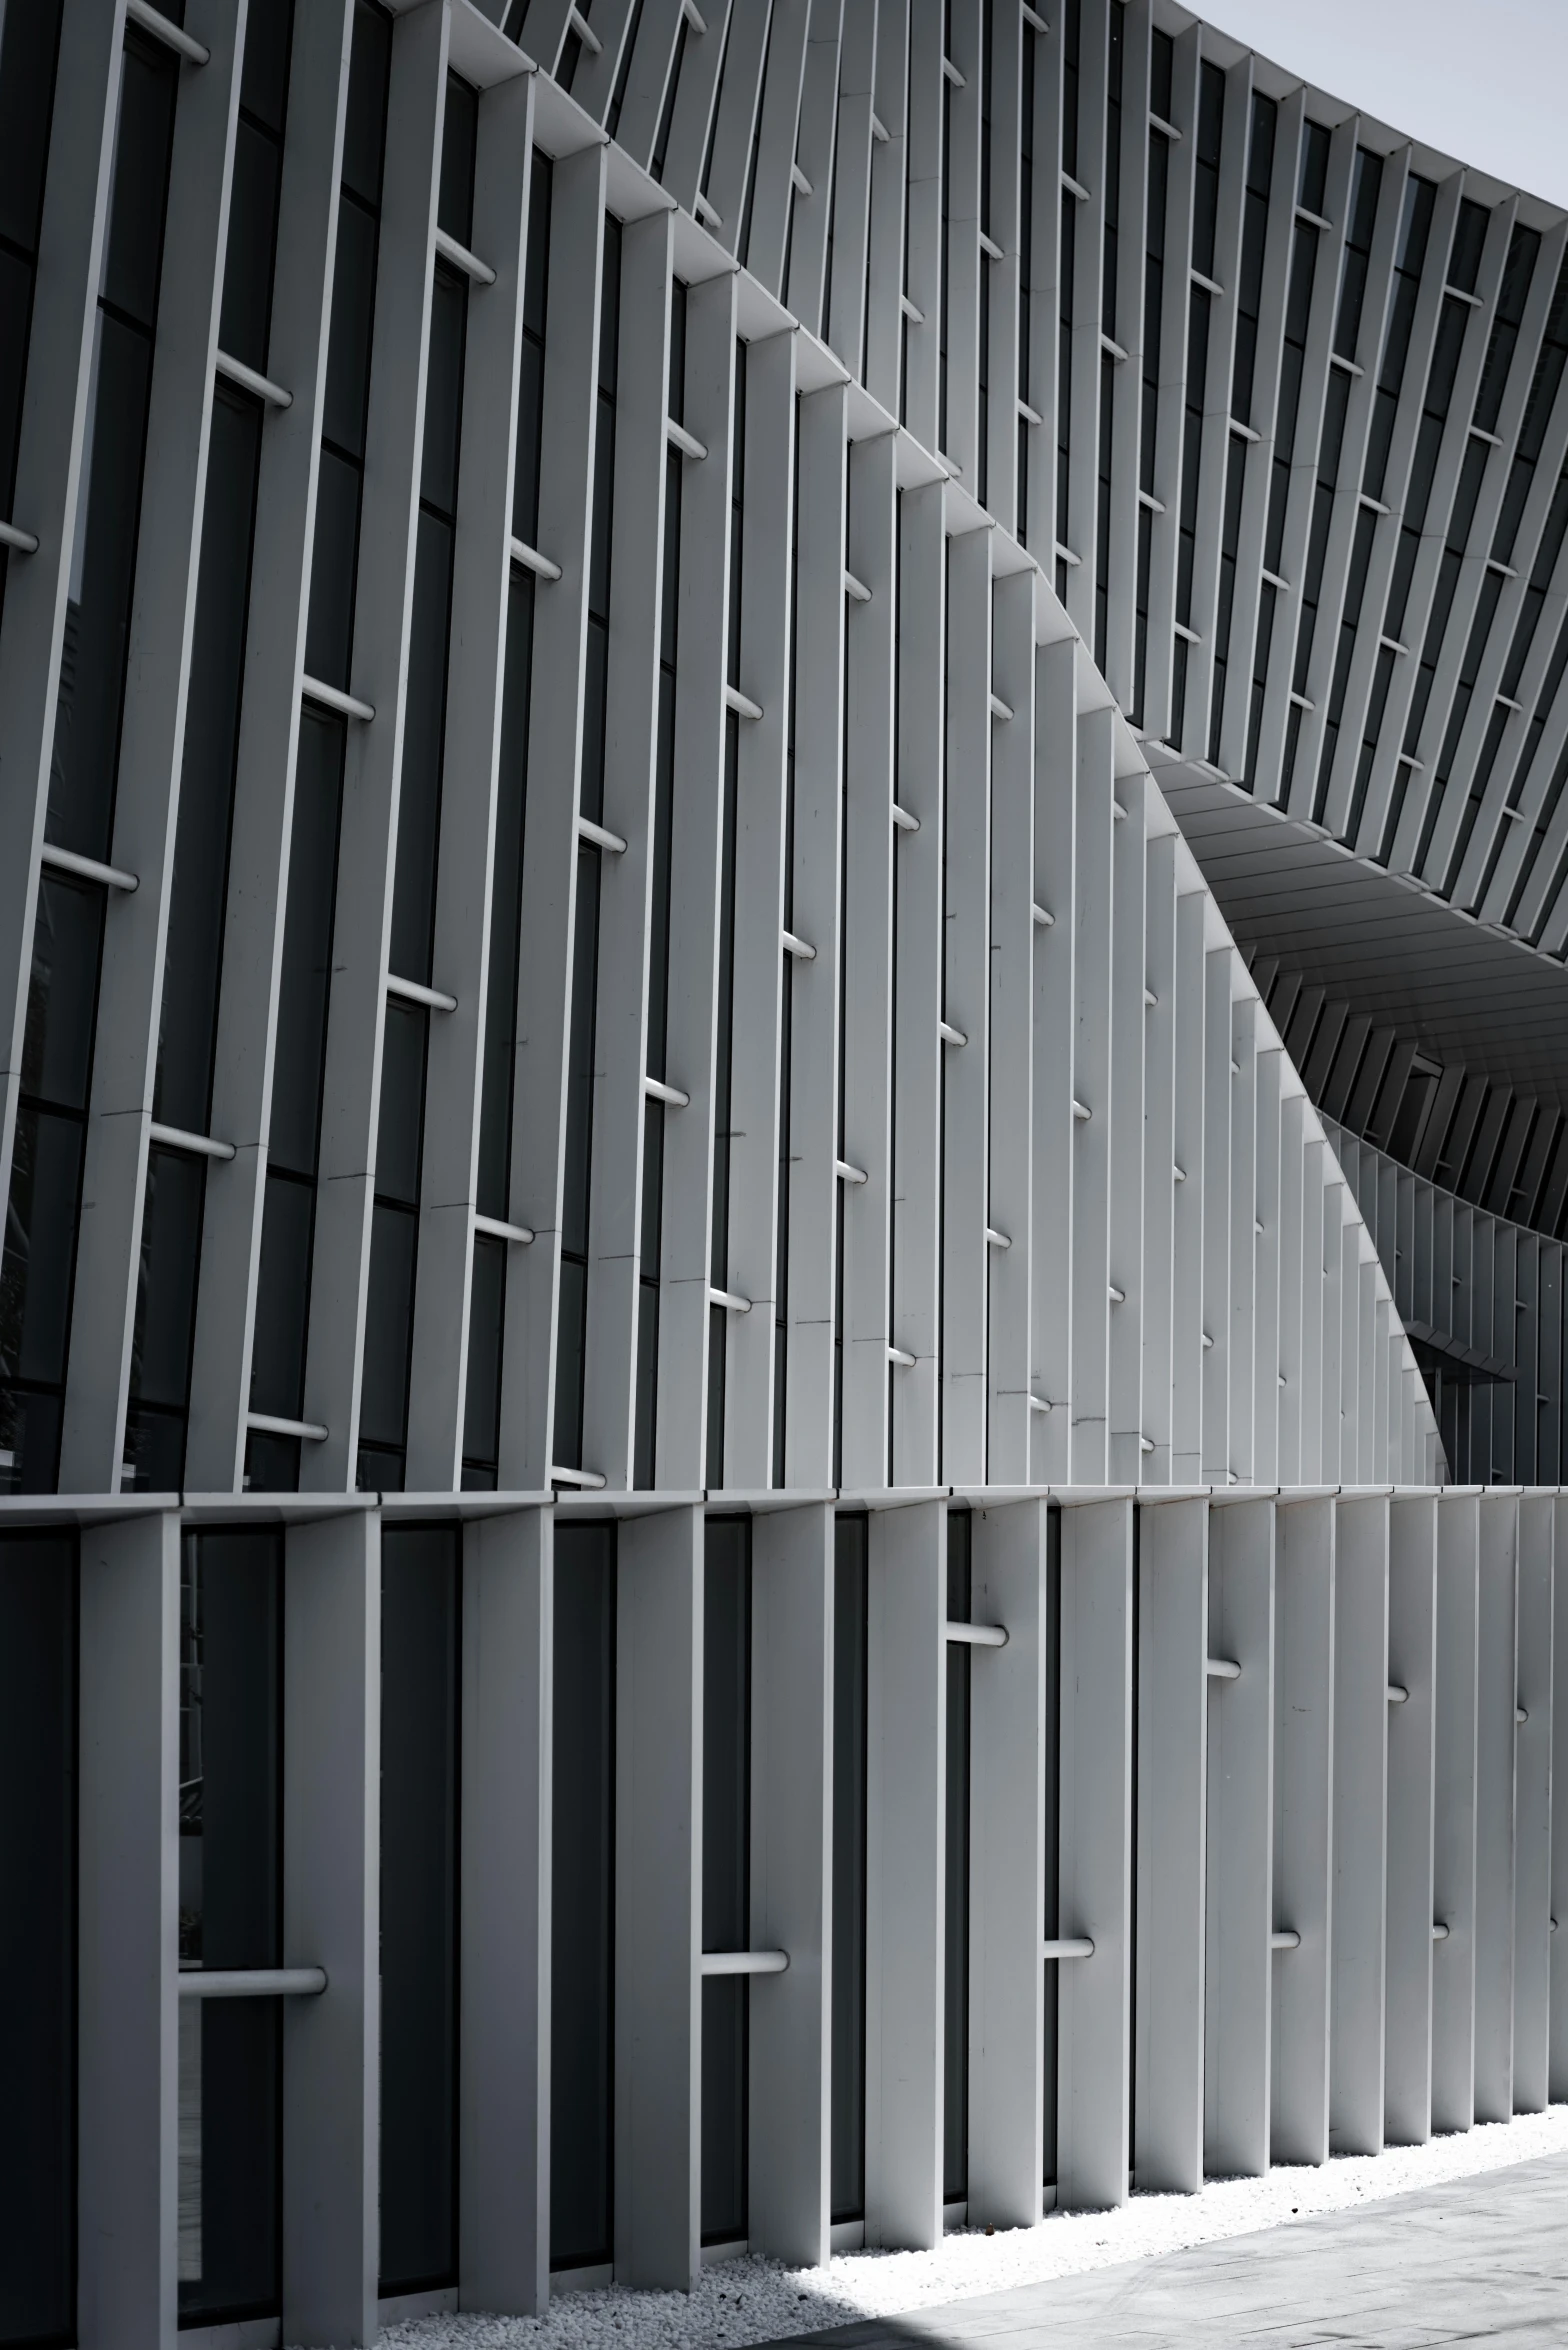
[1,4,1567,2342]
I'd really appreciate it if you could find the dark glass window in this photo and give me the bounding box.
[1334,148,1382,362]
[379,1525,461,2295]
[178,1531,284,2326]
[0,0,66,639]
[830,1514,869,2221]
[219,0,296,374]
[551,1521,617,2268]
[701,1516,752,2244]
[0,1533,76,2344]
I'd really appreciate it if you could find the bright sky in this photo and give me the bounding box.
[1197,0,1568,213]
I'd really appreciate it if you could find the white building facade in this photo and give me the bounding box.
[0,1,1564,2344]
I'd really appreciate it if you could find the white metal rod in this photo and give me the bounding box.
[1041,1937,1094,1960]
[178,1967,327,1998]
[126,0,209,64]
[474,1212,535,1245]
[1270,1930,1302,1952]
[1387,1683,1410,1704]
[1432,1922,1450,1942]
[724,683,763,720]
[434,225,497,285]
[510,536,562,581]
[988,693,1013,720]
[1072,1099,1091,1120]
[939,1020,967,1047]
[246,1412,328,1443]
[40,841,138,892]
[1032,902,1054,926]
[699,1949,789,1976]
[148,1120,236,1163]
[643,1074,689,1107]
[550,1465,608,1489]
[708,1285,752,1314]
[0,517,39,553]
[568,5,603,54]
[214,349,292,408]
[386,972,458,1013]
[985,1227,1012,1249]
[1207,1657,1242,1680]
[891,802,920,832]
[576,812,627,852]
[835,1158,868,1184]
[888,1345,916,1367]
[666,417,708,461]
[301,674,374,723]
[782,929,817,959]
[843,568,872,602]
[945,1620,1008,1649]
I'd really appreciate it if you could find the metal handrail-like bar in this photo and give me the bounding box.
[1388,1683,1409,1704]
[387,972,457,1013]
[1270,1930,1301,1952]
[301,674,374,723]
[551,1465,607,1489]
[1042,1937,1094,1960]
[434,225,496,285]
[945,1620,1008,1649]
[215,349,291,408]
[474,1213,534,1245]
[179,1967,326,1998]
[0,517,39,553]
[148,1121,236,1163]
[247,1411,328,1443]
[1207,1657,1241,1680]
[41,840,138,892]
[128,0,209,63]
[700,1949,788,1977]
[644,1074,690,1107]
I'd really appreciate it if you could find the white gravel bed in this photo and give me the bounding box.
[374,2104,1568,2350]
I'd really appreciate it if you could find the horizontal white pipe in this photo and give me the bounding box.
[843,568,872,602]
[1270,1930,1301,1952]
[709,1286,751,1314]
[700,1949,789,1977]
[550,1465,607,1489]
[148,1121,235,1163]
[724,683,763,720]
[643,1074,689,1107]
[1108,1284,1125,1304]
[1072,1099,1091,1120]
[568,4,603,53]
[576,813,627,853]
[0,516,39,553]
[387,972,457,1013]
[888,1344,915,1368]
[301,674,374,723]
[474,1212,534,1245]
[40,840,138,892]
[214,348,291,408]
[1207,1657,1241,1681]
[1387,1683,1409,1704]
[179,1966,326,1998]
[793,163,814,198]
[1032,902,1054,926]
[946,1620,1008,1649]
[1517,1705,1529,1724]
[247,1411,328,1443]
[989,693,1013,721]
[985,1227,1011,1249]
[1042,1937,1094,1960]
[434,225,496,285]
[511,536,562,581]
[666,417,708,461]
[127,0,209,63]
[1029,1394,1053,1413]
[939,1020,967,1046]
[891,802,920,832]
[1432,1922,1450,1942]
[782,929,816,960]
[836,1159,868,1185]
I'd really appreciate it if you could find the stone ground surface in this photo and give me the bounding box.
[373,2108,1568,2350]
[751,2150,1568,2348]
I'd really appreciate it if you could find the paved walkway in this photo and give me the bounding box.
[759,2153,1568,2348]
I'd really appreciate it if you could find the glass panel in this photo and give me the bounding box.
[178,1530,283,2325]
[0,1534,75,2344]
[379,1525,460,2294]
[550,1522,617,2269]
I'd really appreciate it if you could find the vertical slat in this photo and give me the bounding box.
[303,5,452,1490]
[1513,1491,1554,2112]
[968,1495,1049,2227]
[407,68,537,1491]
[1329,1491,1389,2154]
[460,1506,551,2314]
[77,1509,180,2350]
[941,523,994,1479]
[1433,1488,1481,2132]
[986,566,1038,1484]
[1386,1492,1439,2145]
[1139,831,1177,1482]
[1552,1492,1568,2098]
[1203,1494,1274,2179]
[864,1495,945,2248]
[1030,635,1076,1479]
[614,1501,702,2288]
[1106,772,1147,1480]
[1068,705,1114,1482]
[1271,1493,1335,2165]
[1474,1488,1521,2120]
[1200,950,1232,1480]
[60,0,247,1491]
[283,1505,380,2349]
[1056,1494,1133,2211]
[1134,1494,1208,2192]
[749,1500,834,2263]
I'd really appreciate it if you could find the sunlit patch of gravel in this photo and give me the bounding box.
[364,2104,1568,2350]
